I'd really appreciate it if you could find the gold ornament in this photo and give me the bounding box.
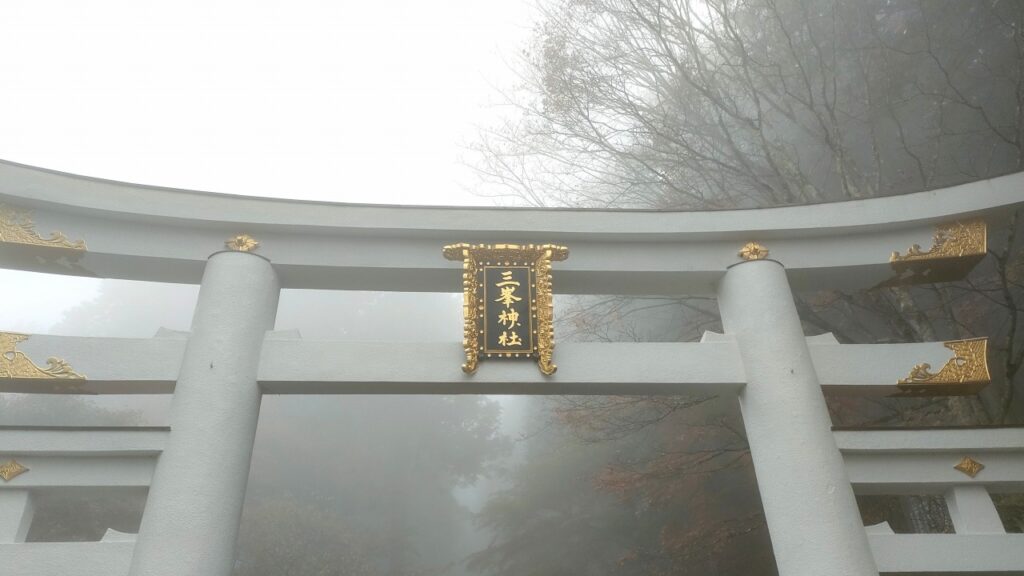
[896,338,989,395]
[738,242,769,261]
[225,234,260,252]
[954,456,984,478]
[891,219,986,263]
[887,219,986,285]
[0,332,86,380]
[0,459,28,482]
[0,204,86,250]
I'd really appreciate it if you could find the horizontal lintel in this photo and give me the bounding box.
[0,332,992,396]
[1,160,1021,294]
[869,533,1024,573]
[0,456,156,489]
[0,427,168,455]
[257,341,745,395]
[0,542,134,576]
[836,428,1024,494]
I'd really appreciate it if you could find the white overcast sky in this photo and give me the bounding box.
[1,0,537,333]
[0,0,535,205]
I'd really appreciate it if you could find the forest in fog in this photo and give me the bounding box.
[3,0,1024,574]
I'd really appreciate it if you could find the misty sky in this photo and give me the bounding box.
[0,0,536,333]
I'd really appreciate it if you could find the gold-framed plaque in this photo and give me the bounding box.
[443,243,569,375]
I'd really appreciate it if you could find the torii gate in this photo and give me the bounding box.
[0,158,1022,575]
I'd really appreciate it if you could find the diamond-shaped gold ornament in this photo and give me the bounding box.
[954,456,984,478]
[0,459,28,482]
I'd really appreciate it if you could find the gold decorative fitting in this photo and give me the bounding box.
[0,459,28,482]
[887,219,986,285]
[443,244,568,376]
[0,332,86,380]
[0,203,86,251]
[954,456,984,478]
[225,234,260,252]
[896,338,989,396]
[738,242,769,261]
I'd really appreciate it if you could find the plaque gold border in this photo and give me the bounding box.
[443,244,568,375]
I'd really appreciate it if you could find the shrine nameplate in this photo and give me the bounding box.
[443,244,569,375]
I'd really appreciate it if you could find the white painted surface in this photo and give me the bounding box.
[4,335,186,394]
[1,160,1021,293]
[3,159,1019,233]
[718,260,878,576]
[945,486,1005,535]
[0,456,155,489]
[101,529,138,543]
[864,521,895,535]
[810,341,958,395]
[128,251,280,576]
[0,428,168,455]
[835,428,1024,494]
[0,491,33,543]
[868,534,1024,573]
[834,428,1024,452]
[259,341,746,395]
[0,542,134,576]
[843,452,1024,494]
[0,334,976,396]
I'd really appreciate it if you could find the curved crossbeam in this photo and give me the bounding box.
[0,160,1021,294]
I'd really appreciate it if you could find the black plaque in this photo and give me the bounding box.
[481,265,534,356]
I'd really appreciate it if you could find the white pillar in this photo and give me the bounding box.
[0,490,34,542]
[718,259,878,576]
[129,250,279,576]
[945,486,1005,534]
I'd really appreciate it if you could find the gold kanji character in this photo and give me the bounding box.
[495,270,520,287]
[498,308,520,328]
[498,331,523,347]
[495,285,521,308]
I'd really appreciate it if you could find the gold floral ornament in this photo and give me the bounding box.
[0,332,86,380]
[888,219,986,284]
[738,242,769,261]
[0,203,86,250]
[0,459,29,482]
[443,244,568,375]
[896,338,989,396]
[225,234,260,252]
[954,456,984,478]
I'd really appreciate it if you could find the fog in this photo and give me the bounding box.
[0,277,774,575]
[3,0,1024,573]
[0,280,553,574]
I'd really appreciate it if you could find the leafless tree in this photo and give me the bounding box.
[469,1,1024,573]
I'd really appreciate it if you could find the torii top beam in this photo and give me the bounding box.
[0,159,1020,295]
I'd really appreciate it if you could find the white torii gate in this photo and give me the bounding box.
[0,158,1022,575]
